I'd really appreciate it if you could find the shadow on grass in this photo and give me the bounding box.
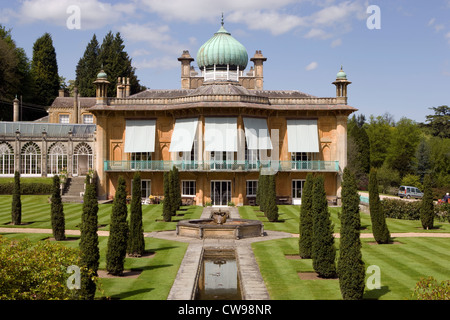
[363,286,390,300]
[111,288,154,300]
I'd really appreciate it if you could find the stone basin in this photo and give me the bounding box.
[176,210,264,240]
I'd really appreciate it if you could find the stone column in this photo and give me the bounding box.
[335,114,348,199]
[41,131,48,177]
[95,114,108,200]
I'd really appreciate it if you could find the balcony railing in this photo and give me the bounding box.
[104,160,339,173]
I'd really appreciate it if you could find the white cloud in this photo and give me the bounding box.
[134,56,179,70]
[304,28,331,40]
[330,38,342,48]
[305,61,318,71]
[17,0,136,29]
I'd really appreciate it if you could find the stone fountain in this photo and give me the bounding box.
[176,208,264,240]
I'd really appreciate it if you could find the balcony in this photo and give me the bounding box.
[104,160,339,173]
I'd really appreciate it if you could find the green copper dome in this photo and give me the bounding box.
[97,69,108,79]
[196,24,248,70]
[336,66,347,80]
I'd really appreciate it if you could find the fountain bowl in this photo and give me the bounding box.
[176,210,264,240]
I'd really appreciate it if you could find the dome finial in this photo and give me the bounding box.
[221,12,224,26]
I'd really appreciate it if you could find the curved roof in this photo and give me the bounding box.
[196,24,248,70]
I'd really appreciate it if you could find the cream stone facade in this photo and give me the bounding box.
[0,23,356,207]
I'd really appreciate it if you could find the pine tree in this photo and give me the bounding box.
[311,175,337,278]
[265,174,279,222]
[30,33,59,106]
[98,31,143,97]
[369,168,391,244]
[11,171,21,225]
[162,171,172,222]
[128,172,145,256]
[50,174,65,241]
[79,174,100,299]
[299,173,314,259]
[338,168,366,300]
[106,176,129,275]
[420,174,434,230]
[75,34,100,97]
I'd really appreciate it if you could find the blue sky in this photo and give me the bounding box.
[1,0,449,123]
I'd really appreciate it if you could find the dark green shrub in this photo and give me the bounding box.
[162,171,172,222]
[338,168,365,300]
[265,174,279,222]
[420,174,434,230]
[11,171,21,225]
[381,199,421,220]
[106,176,129,276]
[299,173,314,259]
[369,168,391,244]
[79,174,100,299]
[50,175,65,241]
[128,172,145,256]
[312,175,336,278]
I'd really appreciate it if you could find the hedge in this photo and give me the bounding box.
[0,182,53,195]
[381,198,450,222]
[0,177,53,194]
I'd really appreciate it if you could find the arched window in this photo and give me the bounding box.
[0,142,14,175]
[21,142,41,175]
[48,142,67,176]
[73,142,93,176]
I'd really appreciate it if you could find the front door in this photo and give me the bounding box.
[211,181,231,206]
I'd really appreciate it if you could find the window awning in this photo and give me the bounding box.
[243,117,272,150]
[169,118,199,152]
[124,120,156,153]
[204,117,237,152]
[286,119,319,153]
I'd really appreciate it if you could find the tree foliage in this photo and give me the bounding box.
[50,174,65,241]
[30,33,59,106]
[369,168,391,244]
[106,176,129,275]
[299,173,314,259]
[79,174,100,299]
[0,237,86,300]
[128,171,145,256]
[311,175,336,278]
[162,171,172,222]
[265,174,279,222]
[424,106,450,139]
[11,171,21,225]
[338,168,365,300]
[420,174,434,230]
[75,34,101,97]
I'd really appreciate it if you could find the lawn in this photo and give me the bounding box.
[1,195,449,300]
[0,195,203,232]
[252,237,450,300]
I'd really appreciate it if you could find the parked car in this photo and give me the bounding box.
[398,186,424,199]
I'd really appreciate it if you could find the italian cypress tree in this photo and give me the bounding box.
[163,171,172,222]
[50,174,65,241]
[30,33,59,106]
[258,174,268,214]
[172,166,181,211]
[368,168,391,244]
[311,175,337,278]
[128,172,145,256]
[256,172,262,206]
[420,174,434,230]
[338,168,366,300]
[265,174,279,222]
[11,171,21,225]
[299,173,314,259]
[79,174,100,299]
[169,168,176,216]
[106,176,129,275]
